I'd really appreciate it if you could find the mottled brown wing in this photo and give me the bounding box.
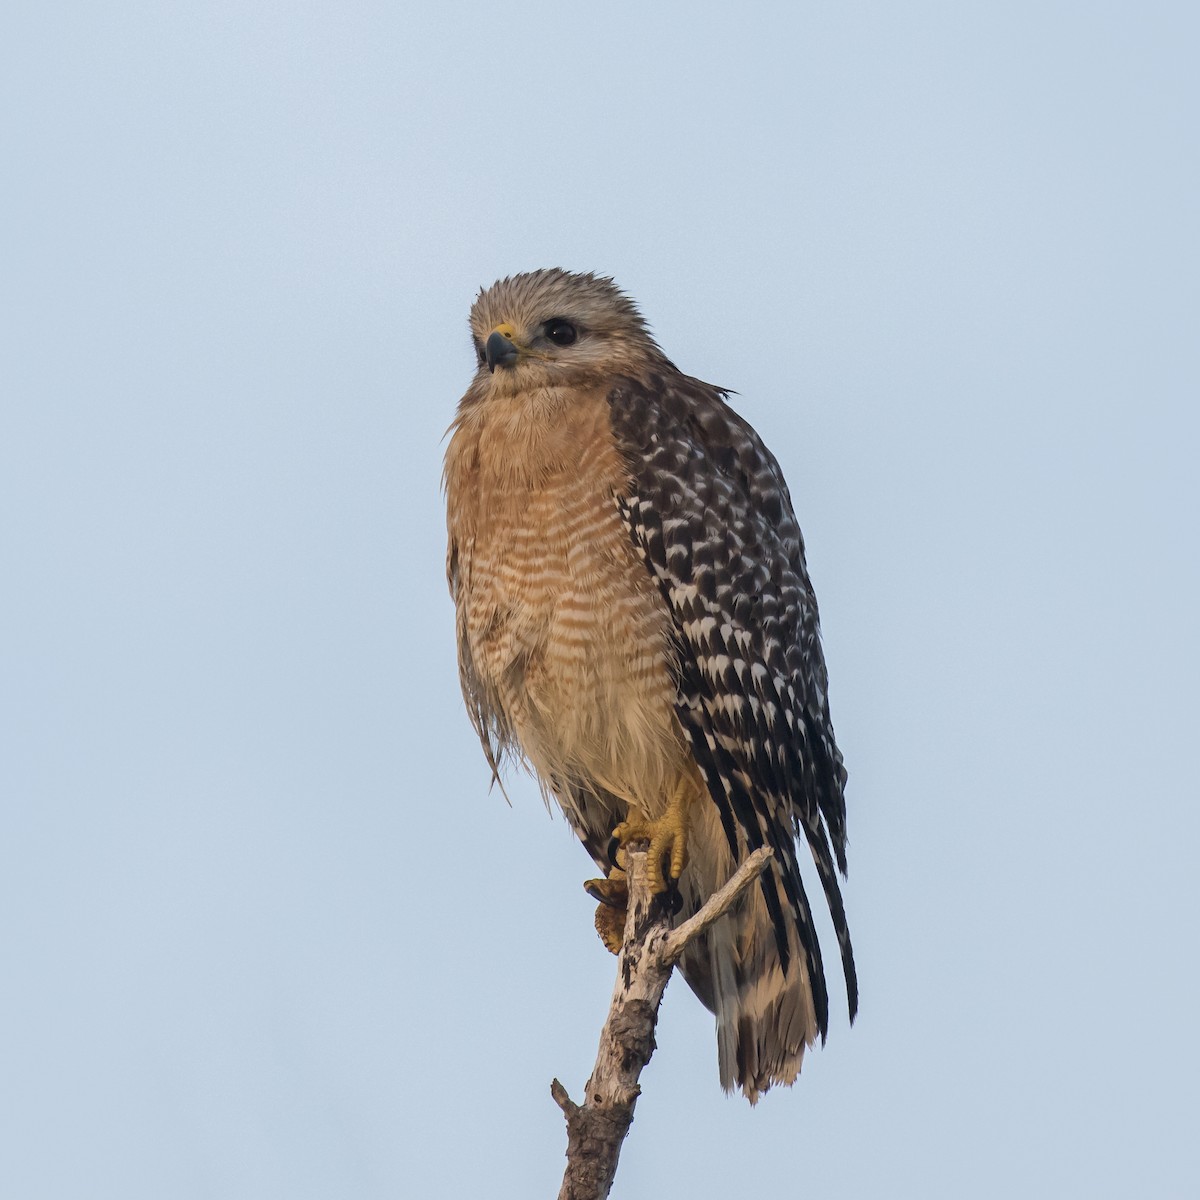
[607,370,857,1035]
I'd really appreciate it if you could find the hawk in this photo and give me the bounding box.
[444,269,856,1102]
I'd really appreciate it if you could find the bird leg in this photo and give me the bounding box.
[584,869,628,955]
[612,778,693,897]
[583,778,695,953]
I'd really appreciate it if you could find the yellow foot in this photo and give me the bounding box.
[584,871,628,955]
[612,781,693,896]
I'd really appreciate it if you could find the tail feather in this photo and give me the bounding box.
[679,800,821,1103]
[693,895,817,1104]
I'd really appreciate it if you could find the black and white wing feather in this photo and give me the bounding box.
[608,371,857,1038]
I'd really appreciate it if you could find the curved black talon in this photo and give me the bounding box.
[657,870,684,916]
[606,836,621,870]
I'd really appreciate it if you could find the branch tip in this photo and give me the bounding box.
[550,1077,578,1118]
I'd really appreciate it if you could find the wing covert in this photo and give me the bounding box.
[607,371,857,1031]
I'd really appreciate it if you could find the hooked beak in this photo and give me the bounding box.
[485,327,520,372]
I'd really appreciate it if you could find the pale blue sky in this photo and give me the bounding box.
[2,3,1197,1197]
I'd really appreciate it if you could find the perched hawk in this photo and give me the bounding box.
[444,269,856,1102]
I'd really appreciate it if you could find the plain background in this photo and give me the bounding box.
[3,3,1197,1197]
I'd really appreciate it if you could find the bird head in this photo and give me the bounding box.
[465,269,665,396]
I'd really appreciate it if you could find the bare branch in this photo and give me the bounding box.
[550,1078,577,1118]
[660,846,773,965]
[553,843,775,1199]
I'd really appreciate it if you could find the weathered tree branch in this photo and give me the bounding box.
[551,845,774,1200]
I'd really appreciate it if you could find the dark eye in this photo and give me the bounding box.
[473,339,486,367]
[543,318,577,346]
